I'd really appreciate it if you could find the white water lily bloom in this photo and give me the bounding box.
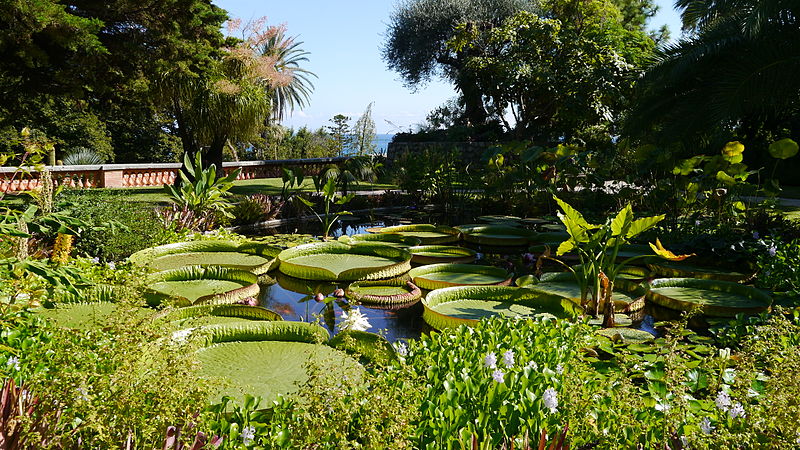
[502,350,515,368]
[6,356,20,371]
[715,390,731,411]
[729,402,746,419]
[171,328,195,344]
[484,352,497,369]
[340,307,371,331]
[241,425,256,445]
[543,387,558,414]
[700,417,714,435]
[492,369,505,383]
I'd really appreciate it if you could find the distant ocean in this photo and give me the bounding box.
[375,134,393,155]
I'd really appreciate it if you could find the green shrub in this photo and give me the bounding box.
[61,190,170,260]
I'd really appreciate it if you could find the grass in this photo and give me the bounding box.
[120,178,398,204]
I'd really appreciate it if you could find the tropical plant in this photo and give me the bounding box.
[164,152,240,229]
[627,0,800,143]
[352,102,377,156]
[549,196,672,316]
[61,147,105,165]
[230,193,284,226]
[297,177,355,239]
[255,24,317,122]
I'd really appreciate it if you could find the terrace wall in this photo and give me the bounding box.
[0,157,346,193]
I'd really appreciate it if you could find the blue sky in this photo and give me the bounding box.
[216,0,683,134]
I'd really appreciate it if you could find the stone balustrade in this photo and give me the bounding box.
[0,157,346,193]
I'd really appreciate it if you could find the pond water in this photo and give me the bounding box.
[250,214,661,342]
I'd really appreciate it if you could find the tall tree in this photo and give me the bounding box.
[626,0,800,145]
[449,0,654,144]
[383,0,539,129]
[327,114,353,156]
[353,103,377,156]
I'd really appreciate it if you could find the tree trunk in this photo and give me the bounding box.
[174,97,199,184]
[204,134,227,173]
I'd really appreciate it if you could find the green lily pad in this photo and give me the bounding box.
[159,304,283,328]
[145,266,259,306]
[646,278,772,317]
[129,240,280,275]
[338,233,421,248]
[647,260,752,282]
[372,224,461,245]
[596,327,655,343]
[408,263,512,290]
[346,279,421,305]
[456,224,535,246]
[534,272,646,312]
[408,245,477,264]
[422,285,579,329]
[278,242,412,281]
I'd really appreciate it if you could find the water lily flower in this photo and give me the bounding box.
[314,292,325,302]
[715,390,731,411]
[700,417,714,435]
[492,369,505,383]
[484,352,497,369]
[729,402,746,419]
[340,307,371,331]
[241,425,256,445]
[394,341,408,357]
[333,288,345,298]
[502,350,515,368]
[6,356,20,371]
[543,387,558,413]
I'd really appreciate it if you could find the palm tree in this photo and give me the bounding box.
[258,28,317,122]
[626,0,800,144]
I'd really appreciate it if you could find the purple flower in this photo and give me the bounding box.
[502,350,515,368]
[729,402,746,419]
[543,387,558,413]
[768,244,777,257]
[752,231,759,239]
[492,369,505,383]
[484,352,497,369]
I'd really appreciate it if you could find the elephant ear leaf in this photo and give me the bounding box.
[611,204,633,237]
[553,196,597,243]
[626,215,664,238]
[649,238,695,261]
[556,238,576,256]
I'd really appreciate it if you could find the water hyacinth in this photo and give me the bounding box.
[241,425,256,445]
[502,350,515,368]
[484,351,497,369]
[6,356,20,371]
[526,360,538,371]
[715,390,731,411]
[340,307,371,331]
[492,369,505,383]
[394,341,408,357]
[768,244,777,257]
[543,387,558,414]
[700,417,714,435]
[729,402,746,419]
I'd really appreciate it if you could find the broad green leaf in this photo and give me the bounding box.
[625,215,664,238]
[556,239,576,256]
[610,204,633,237]
[768,138,798,159]
[721,141,744,157]
[716,170,737,186]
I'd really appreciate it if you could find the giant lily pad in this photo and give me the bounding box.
[646,278,771,317]
[456,224,535,246]
[146,266,259,306]
[194,321,362,404]
[422,286,579,329]
[408,245,477,264]
[533,272,646,312]
[647,260,752,282]
[408,263,512,290]
[158,304,283,328]
[346,279,421,305]
[338,233,421,248]
[129,240,280,275]
[372,224,461,245]
[277,242,412,281]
